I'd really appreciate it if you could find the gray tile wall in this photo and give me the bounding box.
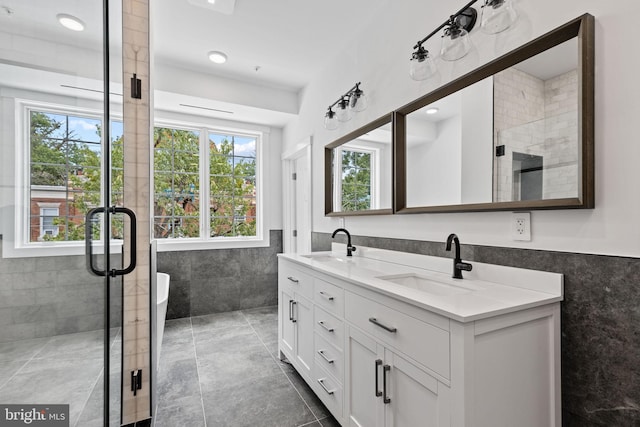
[158,230,283,319]
[0,238,122,343]
[313,232,640,427]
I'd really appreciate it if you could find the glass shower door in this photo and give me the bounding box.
[0,0,124,425]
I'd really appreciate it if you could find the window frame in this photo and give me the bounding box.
[8,100,269,258]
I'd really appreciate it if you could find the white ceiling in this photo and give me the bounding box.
[0,0,388,126]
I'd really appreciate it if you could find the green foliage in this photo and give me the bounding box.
[341,150,371,211]
[29,113,257,243]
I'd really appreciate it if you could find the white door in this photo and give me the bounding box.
[294,154,311,253]
[282,139,311,254]
[346,326,385,427]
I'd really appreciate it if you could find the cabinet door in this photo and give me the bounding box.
[384,350,443,427]
[294,293,314,379]
[279,287,295,359]
[346,326,384,427]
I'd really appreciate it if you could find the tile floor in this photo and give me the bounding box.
[156,305,340,427]
[0,328,121,427]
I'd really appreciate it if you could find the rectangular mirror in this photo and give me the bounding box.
[395,14,594,213]
[325,114,393,216]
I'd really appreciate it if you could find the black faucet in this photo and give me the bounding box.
[331,228,356,257]
[445,233,472,279]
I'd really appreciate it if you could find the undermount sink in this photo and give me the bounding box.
[300,254,348,263]
[377,273,479,297]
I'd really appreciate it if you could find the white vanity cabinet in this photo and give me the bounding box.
[278,247,563,427]
[278,260,315,381]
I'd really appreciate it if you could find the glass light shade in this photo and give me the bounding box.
[409,47,437,80]
[324,110,339,130]
[440,26,472,61]
[480,0,517,34]
[336,99,353,122]
[349,90,368,113]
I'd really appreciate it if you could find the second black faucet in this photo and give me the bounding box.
[445,233,472,279]
[332,228,357,257]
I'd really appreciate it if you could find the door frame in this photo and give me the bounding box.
[282,136,312,254]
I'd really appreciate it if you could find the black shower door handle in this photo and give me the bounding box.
[85,206,137,277]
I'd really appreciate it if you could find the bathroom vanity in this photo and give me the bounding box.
[277,244,563,427]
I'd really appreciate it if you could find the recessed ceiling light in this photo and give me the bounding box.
[57,13,85,32]
[208,0,216,3]
[426,107,439,115]
[208,51,228,64]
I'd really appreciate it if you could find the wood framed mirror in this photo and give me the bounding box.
[325,114,394,216]
[394,14,594,213]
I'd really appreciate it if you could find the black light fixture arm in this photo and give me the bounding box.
[327,82,362,111]
[413,0,480,49]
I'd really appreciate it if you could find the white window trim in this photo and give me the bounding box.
[37,203,60,239]
[5,99,271,258]
[333,142,380,211]
[153,118,268,251]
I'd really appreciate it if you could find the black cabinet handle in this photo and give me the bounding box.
[369,317,397,333]
[375,359,382,397]
[288,299,293,321]
[291,301,297,323]
[287,276,299,283]
[383,364,391,404]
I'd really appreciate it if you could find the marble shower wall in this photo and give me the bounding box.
[313,232,640,427]
[157,230,282,319]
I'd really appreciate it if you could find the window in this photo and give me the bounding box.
[153,126,260,241]
[27,108,123,243]
[39,205,60,238]
[335,148,375,211]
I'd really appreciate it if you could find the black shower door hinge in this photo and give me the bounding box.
[131,369,142,396]
[131,74,142,99]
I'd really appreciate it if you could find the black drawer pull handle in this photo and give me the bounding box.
[375,359,382,397]
[318,321,334,333]
[369,317,397,333]
[319,291,335,301]
[317,378,335,395]
[318,350,334,364]
[383,364,391,404]
[287,276,299,283]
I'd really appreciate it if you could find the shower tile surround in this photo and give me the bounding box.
[313,232,640,426]
[157,230,283,319]
[0,237,122,343]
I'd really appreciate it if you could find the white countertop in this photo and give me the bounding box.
[278,243,563,323]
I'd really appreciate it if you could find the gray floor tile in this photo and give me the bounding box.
[34,330,103,360]
[190,311,248,334]
[202,373,316,427]
[299,422,322,427]
[75,373,120,426]
[0,357,103,426]
[284,364,331,420]
[0,336,50,361]
[193,324,263,353]
[251,319,278,343]
[318,415,341,427]
[155,395,205,427]
[263,337,279,357]
[242,305,278,324]
[158,357,201,404]
[0,359,29,388]
[196,346,282,393]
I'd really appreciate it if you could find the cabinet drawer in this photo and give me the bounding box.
[345,291,450,379]
[314,332,343,384]
[279,259,314,300]
[313,361,343,420]
[314,306,344,351]
[314,278,344,317]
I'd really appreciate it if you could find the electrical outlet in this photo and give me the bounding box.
[511,212,531,241]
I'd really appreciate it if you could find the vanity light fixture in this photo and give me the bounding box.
[57,13,85,32]
[208,51,228,64]
[409,0,517,80]
[323,82,368,130]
